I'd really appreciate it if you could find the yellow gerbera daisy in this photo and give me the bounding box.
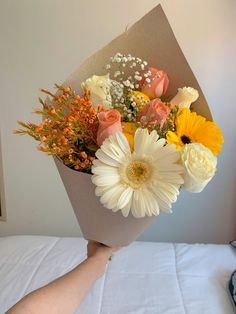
[166,108,223,156]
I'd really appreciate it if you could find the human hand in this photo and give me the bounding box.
[87,241,120,275]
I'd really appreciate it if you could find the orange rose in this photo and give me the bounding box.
[139,99,170,128]
[97,109,122,146]
[141,67,169,99]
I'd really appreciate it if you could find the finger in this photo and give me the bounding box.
[111,246,121,252]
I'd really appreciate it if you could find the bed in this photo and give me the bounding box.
[0,236,235,314]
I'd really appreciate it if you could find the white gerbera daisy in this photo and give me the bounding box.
[91,128,184,218]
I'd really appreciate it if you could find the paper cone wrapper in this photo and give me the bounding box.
[55,5,212,246]
[54,157,154,246]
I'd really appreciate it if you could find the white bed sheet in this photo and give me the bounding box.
[0,236,235,314]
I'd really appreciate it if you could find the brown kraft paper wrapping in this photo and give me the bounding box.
[54,4,212,246]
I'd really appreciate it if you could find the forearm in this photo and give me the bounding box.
[7,256,107,314]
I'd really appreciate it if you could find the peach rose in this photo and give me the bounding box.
[97,109,122,146]
[139,99,170,128]
[141,67,169,99]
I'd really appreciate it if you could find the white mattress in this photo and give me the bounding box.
[0,236,235,314]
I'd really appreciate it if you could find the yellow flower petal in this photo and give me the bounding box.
[128,91,150,111]
[167,108,224,156]
[122,122,137,151]
[166,131,182,151]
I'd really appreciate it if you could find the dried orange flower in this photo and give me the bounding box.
[15,85,99,173]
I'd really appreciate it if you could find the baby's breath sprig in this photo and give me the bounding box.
[106,53,148,91]
[105,53,149,122]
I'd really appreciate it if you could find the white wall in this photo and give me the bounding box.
[0,0,235,243]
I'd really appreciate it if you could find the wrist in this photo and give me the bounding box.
[87,256,108,276]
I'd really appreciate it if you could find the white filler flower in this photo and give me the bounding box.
[91,128,184,218]
[171,87,199,109]
[181,143,217,193]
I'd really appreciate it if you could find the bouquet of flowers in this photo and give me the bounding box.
[15,5,223,245]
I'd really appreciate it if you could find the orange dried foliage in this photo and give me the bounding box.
[15,85,99,172]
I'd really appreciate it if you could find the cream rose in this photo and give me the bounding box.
[171,87,199,109]
[82,74,112,110]
[181,143,217,193]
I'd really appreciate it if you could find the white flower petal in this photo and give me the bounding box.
[92,127,182,218]
[101,137,126,161]
[134,128,149,155]
[154,144,177,161]
[135,128,160,156]
[157,199,172,213]
[147,191,160,216]
[138,192,147,217]
[131,190,145,218]
[115,132,131,154]
[121,196,132,217]
[92,174,120,187]
[140,189,160,216]
[92,159,107,168]
[95,186,110,197]
[152,138,166,150]
[150,185,173,209]
[156,144,177,162]
[95,149,121,167]
[117,187,133,210]
[100,184,123,206]
[159,172,184,185]
[147,138,166,158]
[149,129,160,142]
[158,163,183,172]
[91,165,119,176]
[107,185,126,209]
[157,181,180,196]
[165,176,183,186]
[149,186,172,213]
[157,151,181,164]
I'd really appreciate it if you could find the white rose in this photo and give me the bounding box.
[171,87,199,109]
[181,143,217,193]
[82,74,112,110]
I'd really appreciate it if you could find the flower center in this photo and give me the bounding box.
[125,160,151,189]
[181,135,191,144]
